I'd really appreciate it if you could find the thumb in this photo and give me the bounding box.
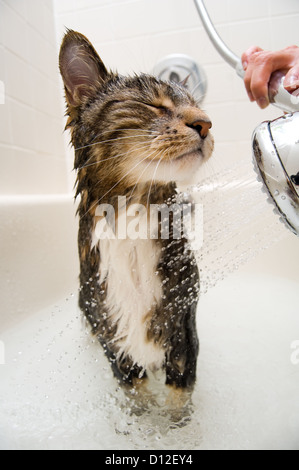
[284,65,299,91]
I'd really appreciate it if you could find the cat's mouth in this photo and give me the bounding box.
[140,142,211,184]
[175,147,203,161]
[144,146,203,167]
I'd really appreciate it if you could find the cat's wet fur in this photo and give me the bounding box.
[59,30,214,395]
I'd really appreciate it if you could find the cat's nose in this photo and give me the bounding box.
[187,119,212,139]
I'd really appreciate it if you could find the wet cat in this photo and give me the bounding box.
[59,30,213,393]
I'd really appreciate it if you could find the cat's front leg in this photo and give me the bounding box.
[99,340,147,387]
[165,303,199,391]
[163,312,198,416]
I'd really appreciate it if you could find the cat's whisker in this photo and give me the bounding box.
[80,152,154,221]
[146,152,164,208]
[128,154,156,202]
[77,155,120,170]
[75,134,186,171]
[149,146,173,203]
[93,127,159,136]
[77,142,153,171]
[128,149,163,202]
[92,128,159,139]
[153,136,187,144]
[75,134,158,170]
[75,132,159,151]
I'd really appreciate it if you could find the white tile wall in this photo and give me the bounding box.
[0,0,68,195]
[54,0,299,173]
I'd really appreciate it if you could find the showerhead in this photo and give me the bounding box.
[252,114,299,236]
[194,0,299,236]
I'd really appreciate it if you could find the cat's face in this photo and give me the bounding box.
[59,30,214,192]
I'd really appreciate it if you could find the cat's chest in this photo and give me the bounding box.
[98,236,162,306]
[94,227,165,369]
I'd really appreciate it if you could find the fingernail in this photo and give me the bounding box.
[257,97,269,109]
[242,61,248,71]
[285,75,299,90]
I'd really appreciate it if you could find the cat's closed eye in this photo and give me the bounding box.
[143,103,168,112]
[129,100,170,115]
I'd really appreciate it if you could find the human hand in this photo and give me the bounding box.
[241,45,299,108]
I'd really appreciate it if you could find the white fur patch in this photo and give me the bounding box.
[96,222,165,371]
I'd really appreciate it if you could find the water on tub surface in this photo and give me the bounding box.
[0,294,200,450]
[1,265,299,450]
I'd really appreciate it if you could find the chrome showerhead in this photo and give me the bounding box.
[252,113,299,236]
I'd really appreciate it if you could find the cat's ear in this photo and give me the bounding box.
[59,29,108,108]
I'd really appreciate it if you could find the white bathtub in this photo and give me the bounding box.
[0,186,299,450]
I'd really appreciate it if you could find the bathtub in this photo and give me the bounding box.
[0,180,299,450]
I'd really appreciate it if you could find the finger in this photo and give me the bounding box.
[245,52,279,108]
[243,57,268,103]
[241,45,263,70]
[250,67,272,107]
[243,68,255,101]
[243,49,266,102]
